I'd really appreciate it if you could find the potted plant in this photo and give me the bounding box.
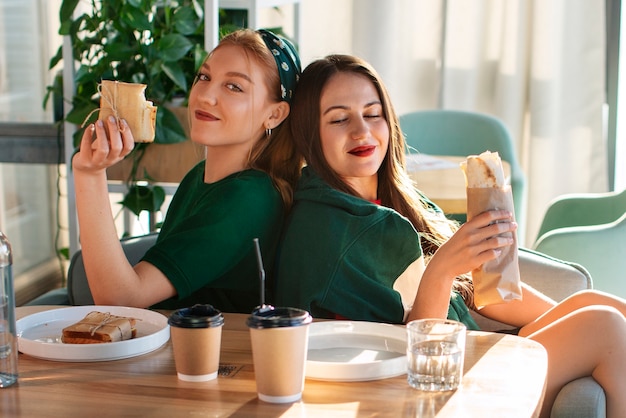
[45,1,290,224]
[45,0,209,219]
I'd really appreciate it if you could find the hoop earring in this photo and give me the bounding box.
[265,127,272,139]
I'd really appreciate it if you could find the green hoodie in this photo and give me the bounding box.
[275,167,479,329]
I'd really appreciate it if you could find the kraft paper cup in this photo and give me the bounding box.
[168,304,224,382]
[247,306,312,403]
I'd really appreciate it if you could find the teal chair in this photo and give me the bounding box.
[26,233,158,306]
[471,248,605,418]
[399,110,527,241]
[534,188,626,240]
[533,188,626,299]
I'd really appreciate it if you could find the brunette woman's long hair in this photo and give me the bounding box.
[197,29,303,209]
[288,54,474,308]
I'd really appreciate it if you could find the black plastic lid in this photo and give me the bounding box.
[246,305,312,329]
[168,304,224,328]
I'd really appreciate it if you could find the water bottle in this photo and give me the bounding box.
[0,231,18,387]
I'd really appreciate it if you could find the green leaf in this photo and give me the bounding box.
[42,73,63,111]
[120,184,166,216]
[121,6,152,31]
[191,0,204,21]
[173,7,200,35]
[127,0,144,8]
[193,44,208,71]
[59,19,72,36]
[103,42,136,62]
[158,34,193,62]
[59,0,80,24]
[57,247,70,261]
[152,185,166,209]
[66,101,98,126]
[48,46,63,69]
[154,106,187,144]
[42,86,54,110]
[161,61,188,92]
[74,65,100,85]
[72,128,85,149]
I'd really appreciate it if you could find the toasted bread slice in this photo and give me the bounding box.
[61,311,137,344]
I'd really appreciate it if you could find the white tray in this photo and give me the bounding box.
[17,306,170,362]
[306,320,407,382]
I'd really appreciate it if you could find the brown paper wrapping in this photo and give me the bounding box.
[98,80,157,143]
[466,186,522,308]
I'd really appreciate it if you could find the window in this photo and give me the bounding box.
[615,0,626,190]
[0,0,63,303]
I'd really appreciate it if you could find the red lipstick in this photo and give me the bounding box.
[195,110,219,121]
[349,146,375,157]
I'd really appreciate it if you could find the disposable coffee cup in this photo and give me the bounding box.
[247,306,312,403]
[168,304,224,382]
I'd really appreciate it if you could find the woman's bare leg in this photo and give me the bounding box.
[520,290,626,336]
[525,306,626,418]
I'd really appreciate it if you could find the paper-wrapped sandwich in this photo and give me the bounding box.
[98,80,157,143]
[61,311,138,344]
[460,151,522,308]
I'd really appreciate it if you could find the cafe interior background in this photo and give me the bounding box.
[0,0,624,305]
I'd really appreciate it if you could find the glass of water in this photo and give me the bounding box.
[406,319,466,391]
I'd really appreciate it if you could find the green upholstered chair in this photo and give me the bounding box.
[67,233,159,305]
[472,248,605,418]
[399,110,527,241]
[534,188,626,241]
[26,233,158,306]
[533,188,626,299]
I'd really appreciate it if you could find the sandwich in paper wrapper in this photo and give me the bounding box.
[98,80,157,143]
[460,151,522,308]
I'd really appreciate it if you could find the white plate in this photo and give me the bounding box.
[17,306,170,362]
[305,321,407,382]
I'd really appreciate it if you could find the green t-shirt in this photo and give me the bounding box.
[275,167,479,329]
[143,162,284,312]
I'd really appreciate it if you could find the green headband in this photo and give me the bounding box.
[257,29,301,104]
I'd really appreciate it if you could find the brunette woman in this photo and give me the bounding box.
[276,54,626,417]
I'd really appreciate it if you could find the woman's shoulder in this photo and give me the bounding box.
[294,167,408,221]
[181,166,276,194]
[213,170,282,215]
[176,160,206,188]
[415,188,444,214]
[173,166,280,211]
[222,169,278,196]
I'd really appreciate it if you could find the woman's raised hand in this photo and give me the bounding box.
[73,116,135,174]
[430,209,517,280]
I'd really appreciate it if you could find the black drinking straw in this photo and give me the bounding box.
[253,238,266,308]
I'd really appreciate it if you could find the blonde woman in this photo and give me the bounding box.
[73,29,301,312]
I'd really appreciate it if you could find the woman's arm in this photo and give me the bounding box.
[477,283,556,328]
[406,209,517,323]
[73,117,176,307]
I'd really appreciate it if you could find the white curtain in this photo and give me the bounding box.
[348,0,608,246]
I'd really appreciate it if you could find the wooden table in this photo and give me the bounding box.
[3,306,547,417]
[406,154,511,214]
